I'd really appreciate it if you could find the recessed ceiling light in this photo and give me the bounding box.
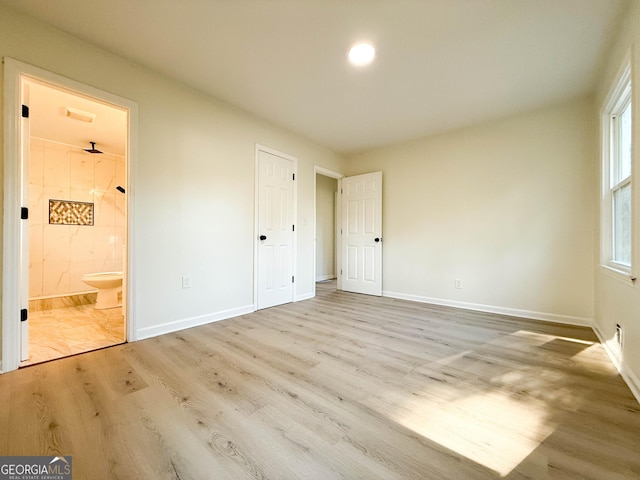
[348,43,376,66]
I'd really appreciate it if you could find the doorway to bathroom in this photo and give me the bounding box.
[22,79,128,365]
[12,75,128,367]
[2,58,137,372]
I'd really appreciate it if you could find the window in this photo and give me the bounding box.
[602,62,632,274]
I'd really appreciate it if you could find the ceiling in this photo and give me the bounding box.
[28,80,127,156]
[2,0,629,154]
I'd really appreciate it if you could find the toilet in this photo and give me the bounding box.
[81,272,123,310]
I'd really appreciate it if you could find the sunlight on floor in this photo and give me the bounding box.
[391,389,554,477]
[388,329,597,477]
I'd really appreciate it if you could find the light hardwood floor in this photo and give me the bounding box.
[1,281,638,479]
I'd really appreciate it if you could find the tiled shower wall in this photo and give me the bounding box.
[29,138,125,298]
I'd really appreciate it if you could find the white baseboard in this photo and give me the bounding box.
[315,274,336,282]
[593,326,640,405]
[296,292,315,302]
[382,291,593,327]
[625,365,640,405]
[136,304,254,340]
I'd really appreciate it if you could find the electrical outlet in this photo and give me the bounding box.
[182,275,192,289]
[455,279,463,289]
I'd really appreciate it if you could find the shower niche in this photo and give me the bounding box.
[49,199,94,226]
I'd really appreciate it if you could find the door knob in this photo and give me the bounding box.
[374,237,381,243]
[259,235,267,241]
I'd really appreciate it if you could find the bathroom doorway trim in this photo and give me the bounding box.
[2,57,139,372]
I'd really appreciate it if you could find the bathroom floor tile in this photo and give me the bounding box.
[23,304,124,366]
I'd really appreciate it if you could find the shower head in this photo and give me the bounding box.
[84,141,103,154]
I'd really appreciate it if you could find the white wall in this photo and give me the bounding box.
[594,1,640,399]
[316,174,337,281]
[345,98,597,324]
[0,5,344,349]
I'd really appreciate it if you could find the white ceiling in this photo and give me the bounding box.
[2,0,629,154]
[28,81,127,156]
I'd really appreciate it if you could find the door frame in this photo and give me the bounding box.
[313,166,344,297]
[2,57,139,373]
[253,144,298,310]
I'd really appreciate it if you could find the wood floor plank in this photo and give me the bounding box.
[1,281,639,479]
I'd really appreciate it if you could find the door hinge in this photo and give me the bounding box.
[21,207,28,220]
[292,173,295,180]
[21,104,29,118]
[292,275,295,283]
[20,309,28,322]
[292,225,295,231]
[340,269,343,276]
[341,188,343,194]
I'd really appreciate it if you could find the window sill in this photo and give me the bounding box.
[600,264,636,287]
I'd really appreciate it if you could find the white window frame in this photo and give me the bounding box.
[601,58,634,282]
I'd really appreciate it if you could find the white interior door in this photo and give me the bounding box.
[257,149,295,309]
[20,81,30,361]
[340,171,382,296]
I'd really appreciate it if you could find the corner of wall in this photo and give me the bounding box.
[592,325,640,405]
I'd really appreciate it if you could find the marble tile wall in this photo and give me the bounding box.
[29,138,126,298]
